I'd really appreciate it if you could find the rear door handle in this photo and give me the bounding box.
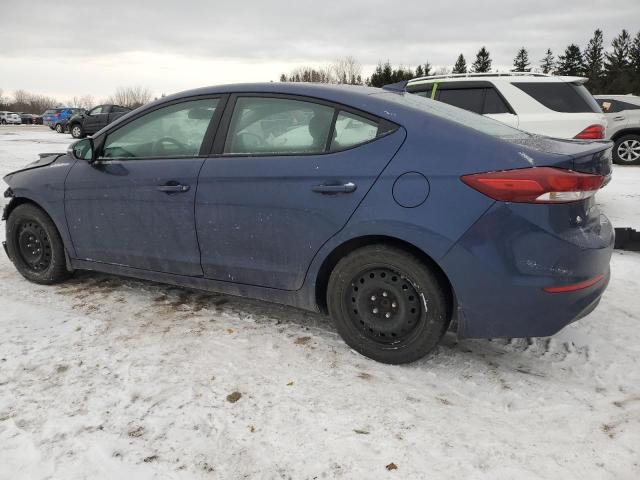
[157,183,190,193]
[613,115,625,121]
[312,182,357,194]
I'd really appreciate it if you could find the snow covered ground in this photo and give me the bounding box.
[0,126,638,480]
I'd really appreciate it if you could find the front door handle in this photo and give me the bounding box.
[312,182,357,194]
[157,183,190,193]
[613,115,625,121]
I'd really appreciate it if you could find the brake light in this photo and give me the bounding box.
[54,113,60,118]
[574,124,604,140]
[461,167,604,203]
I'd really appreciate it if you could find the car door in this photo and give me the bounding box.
[195,94,405,290]
[65,96,224,275]
[84,105,109,134]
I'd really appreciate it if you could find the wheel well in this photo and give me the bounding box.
[315,235,455,316]
[2,197,36,221]
[611,128,640,142]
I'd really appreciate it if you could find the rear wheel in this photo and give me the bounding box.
[70,123,84,139]
[327,245,450,364]
[55,123,63,133]
[613,134,640,165]
[5,204,71,284]
[1,119,6,125]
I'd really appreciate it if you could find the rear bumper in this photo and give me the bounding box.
[442,200,614,339]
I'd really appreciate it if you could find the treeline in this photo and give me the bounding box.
[279,28,640,95]
[0,86,154,114]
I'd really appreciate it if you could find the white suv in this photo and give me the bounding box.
[406,73,606,140]
[0,111,22,125]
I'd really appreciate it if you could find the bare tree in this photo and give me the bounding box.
[332,56,363,84]
[106,86,153,108]
[67,94,95,110]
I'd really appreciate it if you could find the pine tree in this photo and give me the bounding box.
[415,65,424,78]
[452,54,467,74]
[471,47,492,73]
[512,47,530,72]
[540,48,555,74]
[556,44,583,76]
[423,63,432,76]
[631,31,640,74]
[604,30,633,93]
[279,74,287,82]
[583,29,605,92]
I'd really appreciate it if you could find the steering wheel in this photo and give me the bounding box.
[235,132,265,150]
[153,137,188,156]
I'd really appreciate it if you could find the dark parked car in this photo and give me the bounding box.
[19,113,43,125]
[68,104,131,138]
[1,83,614,364]
[42,108,84,132]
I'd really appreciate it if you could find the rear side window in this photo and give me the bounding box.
[437,88,485,114]
[224,97,335,154]
[598,99,640,113]
[483,88,511,114]
[331,112,379,151]
[512,82,601,113]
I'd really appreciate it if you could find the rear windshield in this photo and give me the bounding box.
[512,82,601,113]
[376,92,530,139]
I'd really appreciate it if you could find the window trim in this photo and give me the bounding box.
[210,92,399,158]
[94,94,228,161]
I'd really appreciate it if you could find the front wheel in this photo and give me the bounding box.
[70,123,84,139]
[327,245,450,364]
[55,123,63,133]
[5,204,72,284]
[613,134,640,165]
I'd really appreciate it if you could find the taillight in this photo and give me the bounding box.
[461,167,604,203]
[54,113,60,118]
[574,124,604,140]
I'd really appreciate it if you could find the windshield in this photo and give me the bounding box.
[375,92,530,139]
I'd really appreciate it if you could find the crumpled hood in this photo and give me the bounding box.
[3,153,65,181]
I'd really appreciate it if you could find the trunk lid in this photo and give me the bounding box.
[506,135,613,178]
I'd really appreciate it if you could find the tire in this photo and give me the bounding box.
[5,203,72,285]
[613,134,640,165]
[70,123,84,139]
[327,245,450,364]
[55,123,63,133]
[1,119,6,125]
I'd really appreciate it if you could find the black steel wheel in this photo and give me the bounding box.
[6,203,72,284]
[17,220,53,272]
[328,245,450,364]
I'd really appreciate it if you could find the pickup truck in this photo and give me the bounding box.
[68,104,131,138]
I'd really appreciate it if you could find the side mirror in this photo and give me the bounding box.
[68,138,95,162]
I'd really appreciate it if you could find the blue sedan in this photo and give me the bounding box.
[2,83,614,364]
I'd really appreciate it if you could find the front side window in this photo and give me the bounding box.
[89,106,104,115]
[102,98,218,159]
[331,112,379,151]
[224,97,335,155]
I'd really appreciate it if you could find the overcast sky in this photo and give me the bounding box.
[1,0,639,102]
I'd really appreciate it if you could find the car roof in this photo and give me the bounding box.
[407,73,588,86]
